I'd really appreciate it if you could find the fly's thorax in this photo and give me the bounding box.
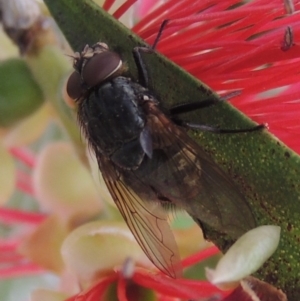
[78,76,155,169]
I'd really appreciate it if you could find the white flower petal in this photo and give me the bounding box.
[206,225,281,288]
[61,221,152,287]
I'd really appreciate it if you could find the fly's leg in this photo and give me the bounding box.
[132,20,245,111]
[170,101,266,133]
[176,120,266,133]
[132,46,150,87]
[169,99,224,115]
[169,91,242,115]
[132,20,169,87]
[133,21,242,117]
[132,20,265,134]
[152,19,169,50]
[169,95,265,133]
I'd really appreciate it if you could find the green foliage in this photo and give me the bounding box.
[0,58,44,127]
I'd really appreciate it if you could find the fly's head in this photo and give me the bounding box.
[66,42,124,101]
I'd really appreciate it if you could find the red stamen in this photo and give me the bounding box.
[103,0,115,11]
[0,263,44,278]
[16,170,34,196]
[157,296,177,301]
[113,0,137,20]
[0,246,23,263]
[78,274,118,301]
[16,180,34,196]
[117,277,129,301]
[85,273,118,301]
[181,246,220,269]
[10,148,36,168]
[133,268,221,299]
[164,6,280,27]
[0,239,19,252]
[175,278,231,297]
[132,0,184,33]
[0,208,46,225]
[135,0,157,19]
[0,254,24,263]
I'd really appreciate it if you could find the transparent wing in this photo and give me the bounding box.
[143,103,256,238]
[97,156,182,278]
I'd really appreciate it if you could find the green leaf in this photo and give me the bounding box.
[0,58,44,127]
[44,1,300,299]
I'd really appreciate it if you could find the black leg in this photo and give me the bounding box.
[152,19,169,50]
[132,47,150,87]
[132,19,169,87]
[173,118,266,134]
[169,91,242,115]
[169,99,224,115]
[132,20,265,135]
[185,122,266,133]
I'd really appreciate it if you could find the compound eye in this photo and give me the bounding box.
[83,51,122,88]
[66,71,82,99]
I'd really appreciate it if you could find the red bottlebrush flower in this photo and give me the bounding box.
[129,0,300,153]
[64,246,231,301]
[0,207,46,278]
